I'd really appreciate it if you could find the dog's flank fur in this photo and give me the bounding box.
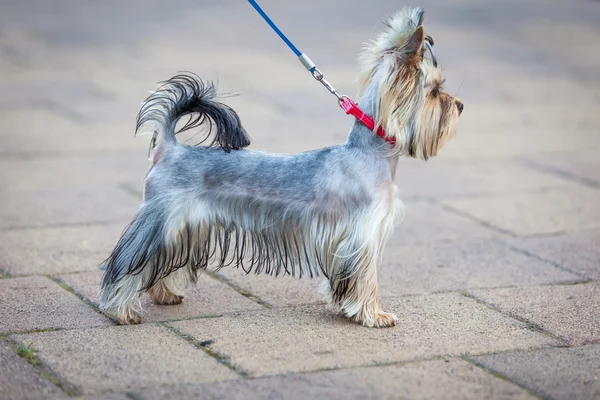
[100,7,463,328]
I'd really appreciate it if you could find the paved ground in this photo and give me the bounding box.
[1,0,599,399]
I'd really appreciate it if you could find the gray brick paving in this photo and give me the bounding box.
[0,276,111,334]
[12,325,239,396]
[0,341,67,400]
[137,358,537,400]
[171,294,560,377]
[469,282,600,346]
[0,0,598,398]
[473,344,600,400]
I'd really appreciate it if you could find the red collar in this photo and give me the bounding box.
[339,97,396,145]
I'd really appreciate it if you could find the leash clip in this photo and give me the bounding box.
[311,67,341,100]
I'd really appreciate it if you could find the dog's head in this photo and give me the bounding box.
[358,8,463,159]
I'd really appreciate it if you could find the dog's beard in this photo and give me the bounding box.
[408,86,460,159]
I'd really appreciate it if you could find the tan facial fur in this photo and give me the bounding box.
[358,8,463,159]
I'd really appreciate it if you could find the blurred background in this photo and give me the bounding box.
[2,0,599,154]
[1,0,599,241]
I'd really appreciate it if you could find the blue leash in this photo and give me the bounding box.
[247,0,341,100]
[246,1,393,142]
[247,0,302,58]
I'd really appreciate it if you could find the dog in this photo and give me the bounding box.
[100,7,463,328]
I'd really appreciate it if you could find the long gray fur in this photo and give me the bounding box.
[100,73,394,305]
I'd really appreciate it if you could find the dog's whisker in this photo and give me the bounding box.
[454,78,465,98]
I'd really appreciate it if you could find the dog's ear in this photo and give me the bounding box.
[373,8,426,65]
[358,8,428,96]
[400,25,424,65]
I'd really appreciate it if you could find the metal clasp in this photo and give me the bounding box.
[310,67,342,100]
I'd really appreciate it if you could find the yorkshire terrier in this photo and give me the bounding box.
[100,7,463,328]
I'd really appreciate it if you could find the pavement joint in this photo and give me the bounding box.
[516,157,600,189]
[1,334,79,397]
[28,99,92,125]
[0,148,145,161]
[277,354,458,376]
[379,280,593,299]
[118,182,143,201]
[160,322,251,378]
[434,201,518,237]
[462,355,546,400]
[125,392,147,400]
[498,240,593,281]
[46,274,119,325]
[404,183,582,202]
[2,327,64,336]
[460,291,570,346]
[0,218,131,232]
[206,271,273,309]
[2,319,228,337]
[1,279,272,329]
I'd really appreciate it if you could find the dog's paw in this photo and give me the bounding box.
[116,311,142,325]
[372,311,398,328]
[153,294,184,306]
[355,310,398,328]
[148,283,185,305]
[114,305,143,325]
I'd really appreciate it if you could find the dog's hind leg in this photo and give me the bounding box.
[148,219,208,307]
[99,202,172,324]
[148,265,195,305]
[102,274,145,325]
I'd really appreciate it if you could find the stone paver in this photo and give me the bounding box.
[172,293,559,377]
[0,223,125,276]
[395,159,573,199]
[519,153,600,188]
[439,129,600,161]
[444,187,600,236]
[0,152,147,192]
[0,109,148,155]
[0,110,90,155]
[473,344,600,400]
[469,282,600,345]
[57,271,264,322]
[217,268,323,307]
[0,340,66,400]
[508,230,600,280]
[379,240,584,297]
[389,201,495,245]
[0,185,138,229]
[136,358,535,400]
[12,324,239,396]
[0,276,110,334]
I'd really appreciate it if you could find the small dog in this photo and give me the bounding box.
[100,7,463,327]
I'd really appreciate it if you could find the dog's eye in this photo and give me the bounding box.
[431,87,439,97]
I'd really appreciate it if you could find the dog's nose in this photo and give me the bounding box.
[456,101,464,115]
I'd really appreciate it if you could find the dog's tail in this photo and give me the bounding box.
[136,73,251,152]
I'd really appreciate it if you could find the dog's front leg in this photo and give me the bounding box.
[326,261,397,328]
